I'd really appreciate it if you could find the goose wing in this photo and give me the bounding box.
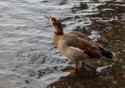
[64,33,102,58]
[69,31,99,46]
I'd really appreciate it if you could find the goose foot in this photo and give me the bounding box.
[68,60,84,75]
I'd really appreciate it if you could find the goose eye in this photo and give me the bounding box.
[51,17,56,21]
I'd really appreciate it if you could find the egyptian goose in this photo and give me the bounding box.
[44,15,113,74]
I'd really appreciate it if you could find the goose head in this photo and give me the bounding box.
[44,15,63,35]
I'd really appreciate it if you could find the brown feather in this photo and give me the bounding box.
[64,33,102,58]
[69,31,99,46]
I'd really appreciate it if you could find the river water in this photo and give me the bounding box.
[0,0,125,88]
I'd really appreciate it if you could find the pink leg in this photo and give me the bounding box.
[75,60,84,73]
[68,60,84,74]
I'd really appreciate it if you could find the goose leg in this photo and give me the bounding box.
[68,60,84,74]
[75,60,84,73]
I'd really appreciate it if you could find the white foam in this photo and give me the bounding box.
[88,30,100,40]
[96,65,112,73]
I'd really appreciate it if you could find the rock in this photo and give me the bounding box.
[79,2,88,10]
[71,3,88,13]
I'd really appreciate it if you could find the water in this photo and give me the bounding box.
[0,0,125,88]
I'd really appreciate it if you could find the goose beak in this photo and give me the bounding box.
[44,15,51,20]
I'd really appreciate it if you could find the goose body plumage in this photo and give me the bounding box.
[44,15,113,74]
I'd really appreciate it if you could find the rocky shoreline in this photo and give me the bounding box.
[48,1,125,88]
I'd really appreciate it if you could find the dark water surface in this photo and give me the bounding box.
[0,0,125,88]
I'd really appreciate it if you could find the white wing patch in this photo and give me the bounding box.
[69,46,85,52]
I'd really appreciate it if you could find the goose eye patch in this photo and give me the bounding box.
[51,17,56,21]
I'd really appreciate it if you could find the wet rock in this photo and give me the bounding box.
[90,9,116,19]
[79,2,88,10]
[73,26,90,35]
[25,80,30,84]
[71,2,88,13]
[93,1,125,20]
[41,0,48,3]
[59,0,67,5]
[97,1,125,13]
[60,17,72,22]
